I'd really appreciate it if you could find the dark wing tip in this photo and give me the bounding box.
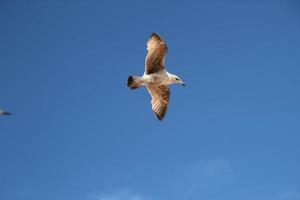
[127,76,133,87]
[150,32,163,41]
[157,115,164,121]
[156,113,166,121]
[150,32,159,37]
[155,107,167,121]
[2,112,11,115]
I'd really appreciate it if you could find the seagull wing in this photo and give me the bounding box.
[145,33,168,74]
[147,85,170,121]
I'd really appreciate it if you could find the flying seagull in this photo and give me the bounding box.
[0,109,11,115]
[127,33,185,121]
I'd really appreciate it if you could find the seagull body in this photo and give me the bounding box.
[127,33,184,121]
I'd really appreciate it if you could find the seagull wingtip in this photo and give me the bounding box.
[2,112,11,115]
[150,32,160,38]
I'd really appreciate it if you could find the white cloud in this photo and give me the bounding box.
[183,159,234,185]
[197,159,234,179]
[276,189,300,200]
[90,189,153,200]
[179,159,234,200]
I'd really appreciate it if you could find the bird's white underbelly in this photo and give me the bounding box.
[143,73,169,86]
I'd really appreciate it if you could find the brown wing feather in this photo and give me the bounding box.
[147,85,170,121]
[145,33,168,74]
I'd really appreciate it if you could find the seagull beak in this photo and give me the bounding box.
[180,81,185,86]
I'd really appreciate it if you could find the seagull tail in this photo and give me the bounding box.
[127,76,143,89]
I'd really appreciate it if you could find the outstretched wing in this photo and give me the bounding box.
[145,33,168,74]
[146,85,170,121]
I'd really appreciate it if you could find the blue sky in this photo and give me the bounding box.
[1,0,300,200]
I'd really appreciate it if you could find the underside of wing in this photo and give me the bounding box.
[147,85,170,121]
[145,33,168,74]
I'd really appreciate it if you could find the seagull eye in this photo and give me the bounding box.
[176,78,179,81]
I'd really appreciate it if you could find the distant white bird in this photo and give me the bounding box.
[0,109,11,115]
[127,33,185,121]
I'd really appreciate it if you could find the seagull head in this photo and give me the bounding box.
[172,75,185,86]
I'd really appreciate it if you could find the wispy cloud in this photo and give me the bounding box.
[275,189,300,200]
[195,159,234,180]
[242,188,300,200]
[89,189,154,200]
[180,159,234,199]
[88,159,299,200]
